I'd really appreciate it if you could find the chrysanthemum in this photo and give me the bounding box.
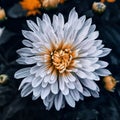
[14,8,111,111]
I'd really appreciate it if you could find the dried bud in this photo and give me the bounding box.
[92,2,106,13]
[41,0,65,8]
[0,74,8,84]
[20,0,41,16]
[100,0,116,3]
[103,76,118,92]
[0,9,6,20]
[107,0,116,3]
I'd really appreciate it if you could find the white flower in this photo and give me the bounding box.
[14,8,111,111]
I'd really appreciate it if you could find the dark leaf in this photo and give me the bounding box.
[7,3,27,18]
[0,28,15,45]
[2,95,27,120]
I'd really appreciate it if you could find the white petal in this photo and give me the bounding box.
[51,81,59,94]
[76,70,87,79]
[68,8,78,25]
[36,17,42,28]
[80,66,95,72]
[65,94,75,107]
[54,93,63,111]
[46,93,55,102]
[30,65,40,74]
[42,14,51,25]
[66,73,76,82]
[49,70,57,84]
[27,20,39,31]
[32,95,40,100]
[87,31,99,40]
[22,39,33,47]
[61,74,69,83]
[32,76,43,88]
[41,87,50,99]
[19,75,34,90]
[90,90,99,98]
[53,14,58,32]
[33,86,41,97]
[95,69,111,76]
[14,67,31,79]
[91,64,101,70]
[88,24,96,34]
[16,57,27,64]
[66,82,75,89]
[85,72,100,81]
[97,61,109,68]
[21,83,32,97]
[82,88,91,97]
[85,45,96,55]
[74,80,83,93]
[97,44,104,49]
[22,30,40,42]
[90,50,103,57]
[41,81,48,88]
[24,57,37,64]
[43,96,54,110]
[35,65,47,78]
[75,18,92,44]
[44,74,51,83]
[78,39,94,51]
[79,59,92,67]
[59,76,65,91]
[94,40,102,47]
[85,58,98,64]
[99,48,111,57]
[62,87,69,95]
[58,13,64,29]
[17,48,33,57]
[46,102,54,110]
[79,93,84,100]
[70,89,80,101]
[80,79,98,91]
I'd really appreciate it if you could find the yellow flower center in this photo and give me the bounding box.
[51,49,73,73]
[41,42,77,74]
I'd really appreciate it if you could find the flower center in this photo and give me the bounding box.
[51,49,73,73]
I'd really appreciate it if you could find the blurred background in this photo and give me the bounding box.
[0,0,120,120]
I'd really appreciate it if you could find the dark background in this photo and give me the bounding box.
[0,0,120,120]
